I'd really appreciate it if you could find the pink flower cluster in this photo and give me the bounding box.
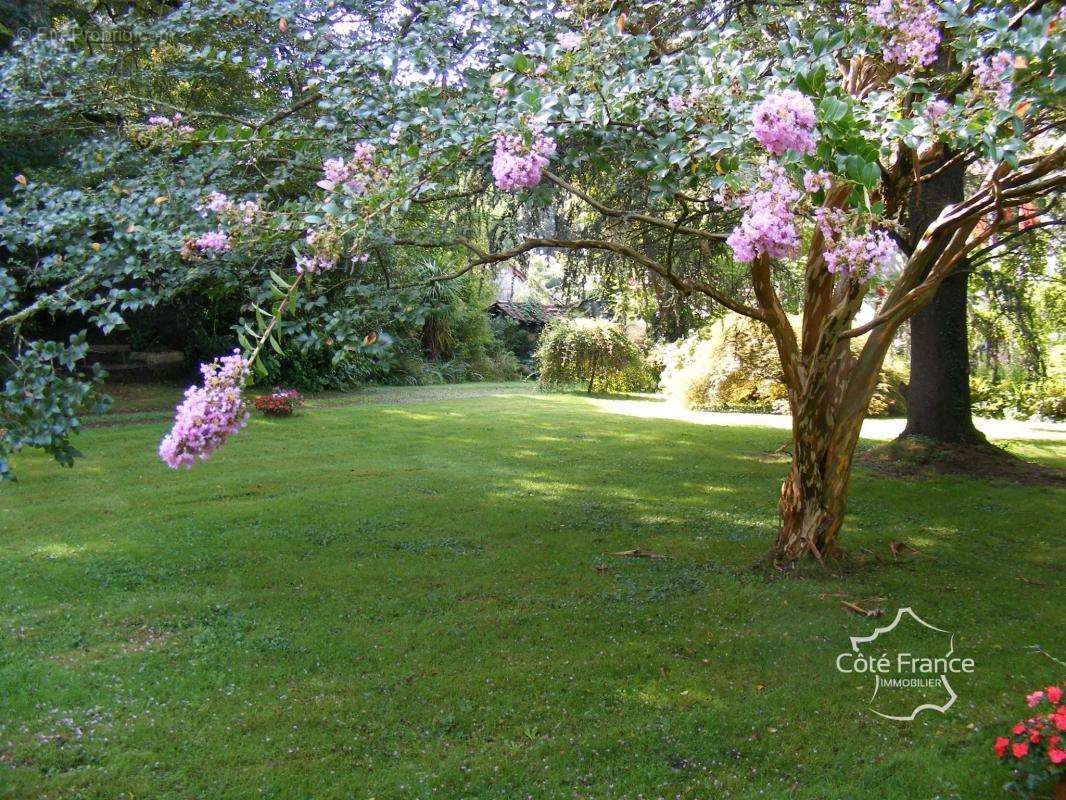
[867,0,941,67]
[146,113,194,134]
[823,228,901,280]
[295,228,369,274]
[295,253,336,275]
[318,143,386,193]
[297,228,337,274]
[751,90,817,156]
[924,98,950,122]
[197,192,260,223]
[491,130,557,190]
[974,52,1014,106]
[667,87,701,114]
[159,351,250,469]
[726,165,802,262]
[803,170,833,193]
[193,230,230,253]
[994,685,1066,770]
[556,32,582,51]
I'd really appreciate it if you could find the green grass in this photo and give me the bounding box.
[1,389,1063,799]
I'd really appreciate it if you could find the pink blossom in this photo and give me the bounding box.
[318,143,384,193]
[556,32,582,51]
[751,90,818,156]
[236,199,259,223]
[159,351,250,469]
[296,250,367,274]
[924,98,950,121]
[295,253,336,275]
[1027,690,1046,708]
[803,170,832,193]
[974,52,1014,106]
[199,191,233,215]
[867,0,941,67]
[823,228,901,280]
[534,64,548,77]
[493,86,508,100]
[726,165,802,262]
[667,87,701,114]
[146,113,194,133]
[194,230,230,253]
[320,157,351,192]
[492,129,557,190]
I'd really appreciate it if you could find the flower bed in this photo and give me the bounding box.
[995,685,1065,798]
[253,388,302,417]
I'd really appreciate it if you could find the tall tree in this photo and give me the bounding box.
[901,157,986,444]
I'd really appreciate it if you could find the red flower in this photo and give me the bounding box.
[995,736,1010,758]
[1054,709,1066,731]
[1012,741,1029,758]
[1050,748,1066,765]
[1030,729,1041,744]
[1048,686,1063,704]
[1013,722,1026,735]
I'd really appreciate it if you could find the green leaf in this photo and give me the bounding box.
[819,97,848,123]
[860,161,881,189]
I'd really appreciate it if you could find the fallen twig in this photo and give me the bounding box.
[841,600,884,618]
[611,548,670,559]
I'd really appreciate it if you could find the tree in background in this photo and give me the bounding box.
[536,317,651,394]
[2,1,1064,564]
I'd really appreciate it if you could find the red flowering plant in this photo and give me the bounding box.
[995,685,1066,798]
[252,388,303,417]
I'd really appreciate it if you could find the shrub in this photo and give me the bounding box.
[993,685,1065,799]
[253,388,303,417]
[972,374,1066,421]
[658,313,907,416]
[536,317,654,393]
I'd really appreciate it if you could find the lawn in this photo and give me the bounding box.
[1,386,1063,799]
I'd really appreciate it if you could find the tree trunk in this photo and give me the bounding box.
[771,340,871,563]
[900,156,986,444]
[775,456,848,563]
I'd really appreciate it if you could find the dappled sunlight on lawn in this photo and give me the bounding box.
[2,390,1062,800]
[583,395,1066,444]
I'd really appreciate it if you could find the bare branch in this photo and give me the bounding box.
[543,171,728,244]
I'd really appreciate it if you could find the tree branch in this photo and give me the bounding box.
[543,171,728,244]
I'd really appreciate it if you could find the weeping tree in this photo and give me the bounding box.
[2,0,1064,564]
[536,317,648,393]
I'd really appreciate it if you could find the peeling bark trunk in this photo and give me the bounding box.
[772,367,867,563]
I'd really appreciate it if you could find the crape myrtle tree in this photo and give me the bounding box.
[2,1,1064,563]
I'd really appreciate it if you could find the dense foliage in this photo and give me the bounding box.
[535,317,654,393]
[658,313,907,416]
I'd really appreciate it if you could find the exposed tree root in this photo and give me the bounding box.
[857,435,1065,486]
